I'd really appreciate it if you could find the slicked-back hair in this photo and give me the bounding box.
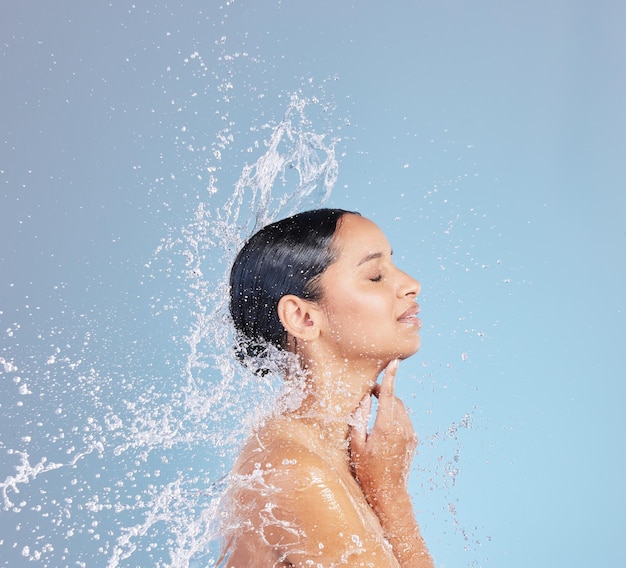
[229,208,358,362]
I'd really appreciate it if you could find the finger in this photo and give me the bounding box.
[350,394,372,449]
[379,358,399,398]
[372,360,400,431]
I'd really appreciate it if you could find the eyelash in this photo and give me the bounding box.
[370,274,383,282]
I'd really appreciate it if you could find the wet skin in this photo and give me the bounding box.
[220,215,433,567]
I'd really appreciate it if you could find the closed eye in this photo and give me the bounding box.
[370,274,383,282]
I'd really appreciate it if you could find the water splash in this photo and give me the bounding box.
[0,93,340,567]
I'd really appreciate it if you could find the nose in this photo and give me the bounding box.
[396,269,421,298]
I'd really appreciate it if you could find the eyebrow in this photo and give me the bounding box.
[357,250,393,266]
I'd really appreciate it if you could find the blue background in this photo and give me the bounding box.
[1,1,625,567]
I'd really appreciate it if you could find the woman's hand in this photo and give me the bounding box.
[349,359,418,509]
[349,360,434,567]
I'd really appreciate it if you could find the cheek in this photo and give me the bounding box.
[328,293,388,334]
[323,297,359,338]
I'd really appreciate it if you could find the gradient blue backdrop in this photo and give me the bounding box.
[2,2,624,567]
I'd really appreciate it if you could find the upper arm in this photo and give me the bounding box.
[227,450,400,567]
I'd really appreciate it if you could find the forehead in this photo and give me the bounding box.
[333,214,390,261]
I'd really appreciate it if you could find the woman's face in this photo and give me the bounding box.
[315,214,421,364]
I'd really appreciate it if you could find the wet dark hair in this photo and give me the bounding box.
[229,208,358,363]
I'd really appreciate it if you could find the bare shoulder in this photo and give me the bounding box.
[224,420,400,567]
[233,422,337,488]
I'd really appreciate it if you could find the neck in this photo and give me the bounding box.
[281,354,384,459]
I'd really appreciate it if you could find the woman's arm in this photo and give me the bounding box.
[350,359,434,567]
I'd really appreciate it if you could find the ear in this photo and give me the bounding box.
[277,294,321,342]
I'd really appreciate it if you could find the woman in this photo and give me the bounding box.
[219,209,434,567]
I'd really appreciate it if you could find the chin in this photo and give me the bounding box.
[396,338,421,360]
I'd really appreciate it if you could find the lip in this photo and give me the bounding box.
[398,304,421,327]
